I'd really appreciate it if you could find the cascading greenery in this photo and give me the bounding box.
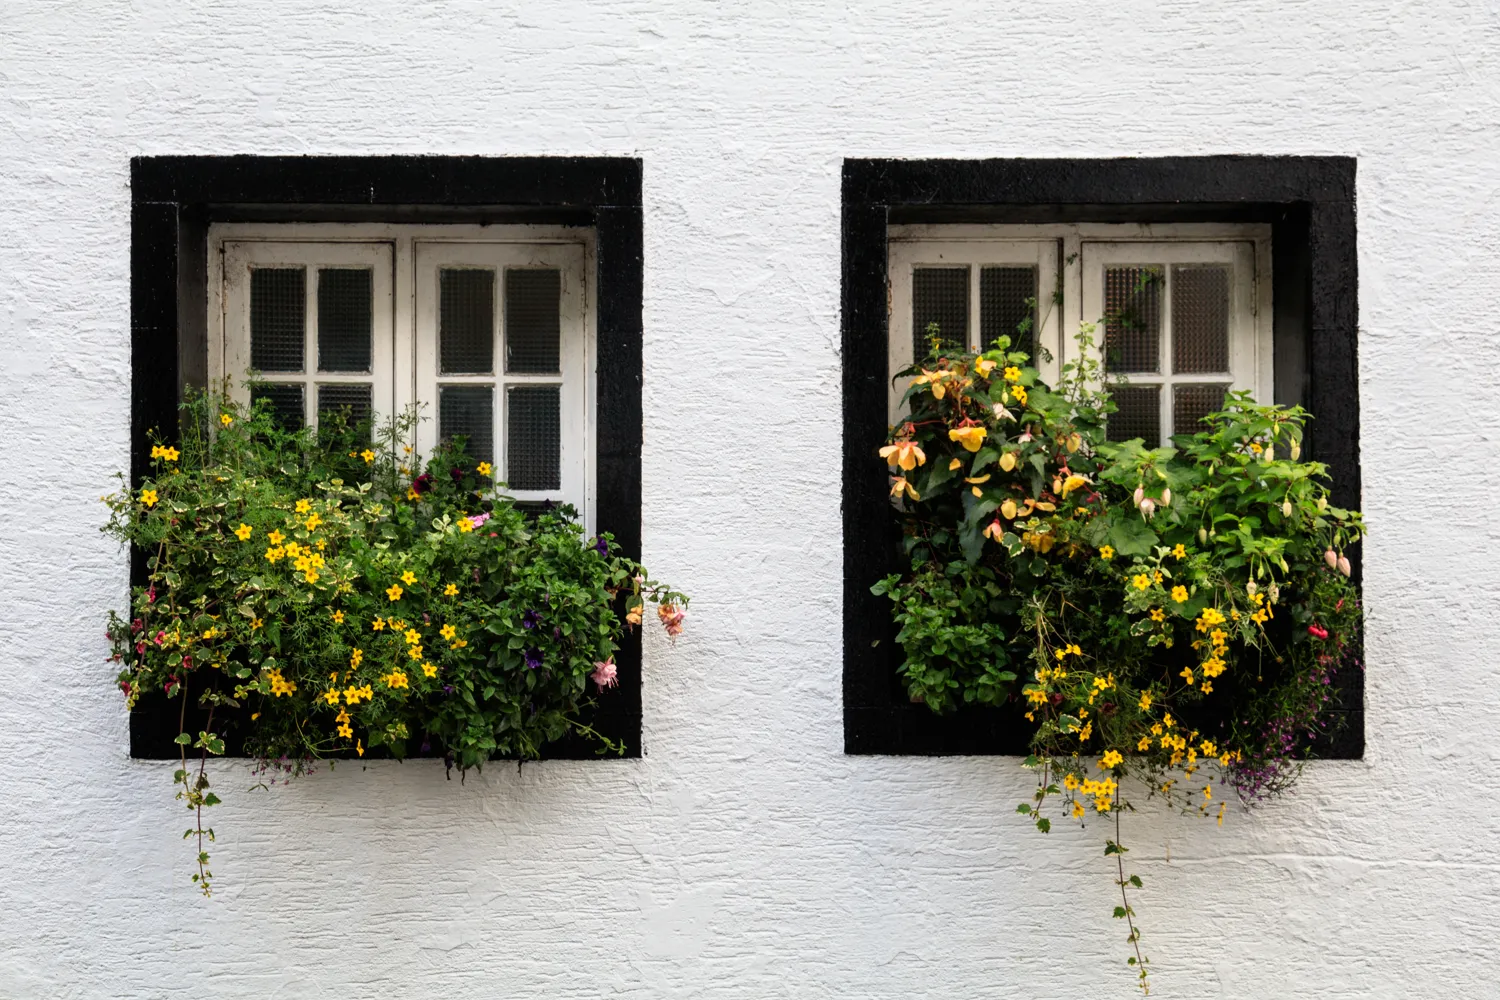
[874,322,1362,992]
[103,390,686,895]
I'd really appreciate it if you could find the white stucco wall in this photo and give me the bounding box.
[1,2,1497,997]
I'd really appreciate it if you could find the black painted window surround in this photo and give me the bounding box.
[130,155,644,760]
[841,156,1362,759]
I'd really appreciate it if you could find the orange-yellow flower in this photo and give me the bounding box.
[948,425,987,452]
[912,368,949,400]
[890,477,920,501]
[879,440,927,471]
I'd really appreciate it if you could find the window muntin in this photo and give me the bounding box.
[887,237,1061,424]
[221,240,395,433]
[1080,240,1266,445]
[887,226,1270,444]
[213,225,593,519]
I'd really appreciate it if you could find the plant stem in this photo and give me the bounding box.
[1114,807,1149,993]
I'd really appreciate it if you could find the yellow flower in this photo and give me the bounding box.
[1002,366,1021,382]
[305,513,322,531]
[458,518,474,533]
[371,617,385,631]
[220,413,233,427]
[476,461,493,477]
[1132,574,1150,591]
[1149,607,1165,622]
[356,739,364,757]
[1008,384,1028,406]
[450,639,468,651]
[139,488,158,507]
[350,648,363,668]
[1172,543,1186,559]
[948,457,962,471]
[404,628,421,644]
[406,487,421,501]
[912,368,949,400]
[322,689,341,706]
[1179,666,1195,685]
[331,609,344,624]
[1060,474,1090,496]
[250,617,263,629]
[1100,749,1124,769]
[1137,736,1152,752]
[295,499,311,514]
[974,357,997,378]
[439,624,457,641]
[890,477,920,501]
[383,670,409,690]
[360,449,376,463]
[1171,585,1189,602]
[304,570,319,584]
[150,445,181,462]
[400,570,417,586]
[336,722,354,739]
[422,662,438,678]
[267,530,284,545]
[1072,802,1085,818]
[443,583,459,597]
[948,425,987,452]
[1138,691,1153,711]
[408,645,423,661]
[386,584,404,602]
[879,440,927,471]
[1098,545,1114,560]
[234,522,253,541]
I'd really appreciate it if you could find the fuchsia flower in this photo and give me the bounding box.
[591,657,619,689]
[658,603,686,637]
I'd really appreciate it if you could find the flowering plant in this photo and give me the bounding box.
[874,323,1363,992]
[103,391,687,895]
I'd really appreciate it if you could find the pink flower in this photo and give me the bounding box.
[146,586,156,604]
[153,630,166,646]
[658,603,686,637]
[468,512,491,529]
[590,657,619,690]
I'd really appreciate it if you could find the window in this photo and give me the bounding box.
[843,156,1361,759]
[130,155,642,760]
[887,225,1272,446]
[213,225,594,516]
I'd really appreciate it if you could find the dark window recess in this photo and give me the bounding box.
[250,383,304,430]
[912,266,968,358]
[505,268,562,374]
[980,266,1037,360]
[1106,385,1160,443]
[843,156,1361,759]
[130,154,643,761]
[440,268,495,375]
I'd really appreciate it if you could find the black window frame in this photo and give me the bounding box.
[130,155,644,760]
[842,156,1362,758]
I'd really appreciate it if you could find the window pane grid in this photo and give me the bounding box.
[912,266,969,358]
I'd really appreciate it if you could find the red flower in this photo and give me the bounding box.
[1307,624,1329,640]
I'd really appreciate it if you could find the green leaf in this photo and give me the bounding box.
[173,733,192,745]
[1113,906,1128,919]
[1105,512,1160,557]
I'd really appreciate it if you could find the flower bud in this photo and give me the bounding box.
[1324,548,1338,570]
[999,451,1017,473]
[1246,580,1258,596]
[1263,445,1274,463]
[1067,433,1081,453]
[1161,487,1171,507]
[1053,477,1063,495]
[1198,527,1208,544]
[1338,554,1351,577]
[1268,582,1280,604]
[1282,499,1293,518]
[1290,440,1301,461]
[1133,485,1145,508]
[1317,496,1327,512]
[1139,498,1156,520]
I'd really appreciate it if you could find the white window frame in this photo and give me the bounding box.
[887,223,1273,442]
[209,222,597,528]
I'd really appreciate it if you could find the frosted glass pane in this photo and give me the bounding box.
[505,269,561,374]
[912,267,969,358]
[1172,266,1230,374]
[316,383,372,424]
[250,383,305,431]
[507,385,561,491]
[250,268,305,373]
[440,269,494,375]
[1104,267,1161,374]
[317,268,373,373]
[1107,385,1160,444]
[1173,384,1227,437]
[980,266,1037,359]
[438,385,493,467]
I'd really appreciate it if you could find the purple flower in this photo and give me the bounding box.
[443,684,455,694]
[524,648,543,670]
[413,473,434,495]
[521,609,541,630]
[594,536,609,557]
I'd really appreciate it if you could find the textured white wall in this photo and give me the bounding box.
[1,2,1497,997]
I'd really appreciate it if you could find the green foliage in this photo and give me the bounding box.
[103,387,687,893]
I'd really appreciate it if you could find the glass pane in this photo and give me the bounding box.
[507,385,561,491]
[980,266,1037,360]
[438,385,494,467]
[505,269,561,374]
[317,268,373,373]
[1172,266,1230,374]
[316,383,373,424]
[439,269,495,375]
[912,267,969,359]
[1173,384,1227,437]
[250,383,305,431]
[1104,266,1161,373]
[250,268,305,373]
[1107,385,1160,444]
